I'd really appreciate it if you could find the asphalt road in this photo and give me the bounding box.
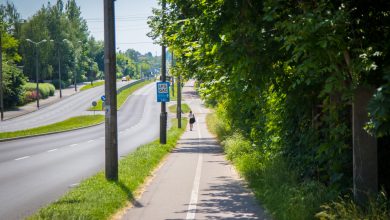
[0,83,163,220]
[0,81,130,132]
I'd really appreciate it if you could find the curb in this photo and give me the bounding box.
[0,121,104,142]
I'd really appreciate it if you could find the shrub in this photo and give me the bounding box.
[23,83,56,101]
[52,79,69,89]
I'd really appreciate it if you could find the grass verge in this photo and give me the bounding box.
[206,112,390,219]
[168,103,191,114]
[89,80,152,111]
[80,81,105,91]
[0,115,104,140]
[28,118,188,220]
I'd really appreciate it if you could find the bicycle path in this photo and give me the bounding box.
[119,80,270,219]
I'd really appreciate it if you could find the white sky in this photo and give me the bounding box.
[2,0,161,55]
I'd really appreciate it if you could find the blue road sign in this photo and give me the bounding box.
[101,95,106,101]
[157,82,170,102]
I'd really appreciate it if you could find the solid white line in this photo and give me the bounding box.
[186,125,203,220]
[47,149,57,153]
[15,156,30,161]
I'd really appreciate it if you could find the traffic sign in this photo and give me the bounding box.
[157,82,170,102]
[92,101,97,107]
[101,95,106,101]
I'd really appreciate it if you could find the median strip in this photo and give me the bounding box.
[28,118,188,220]
[1,81,153,141]
[0,115,105,141]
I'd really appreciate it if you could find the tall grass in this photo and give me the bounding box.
[205,112,389,220]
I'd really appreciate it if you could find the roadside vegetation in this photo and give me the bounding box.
[0,115,104,140]
[150,1,390,219]
[80,81,105,91]
[168,103,190,114]
[206,112,389,219]
[89,80,152,111]
[28,118,187,220]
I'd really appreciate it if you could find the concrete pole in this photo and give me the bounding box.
[353,87,377,204]
[171,53,174,97]
[35,45,39,108]
[58,47,62,98]
[0,31,3,120]
[177,71,182,128]
[104,0,118,181]
[160,0,167,144]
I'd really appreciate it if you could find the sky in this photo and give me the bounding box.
[2,0,161,55]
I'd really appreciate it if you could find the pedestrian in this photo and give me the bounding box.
[189,110,196,131]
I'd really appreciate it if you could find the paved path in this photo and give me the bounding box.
[120,80,269,220]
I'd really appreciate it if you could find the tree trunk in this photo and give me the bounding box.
[353,86,377,204]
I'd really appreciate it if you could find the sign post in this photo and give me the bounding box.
[157,82,170,102]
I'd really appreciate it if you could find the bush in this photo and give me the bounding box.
[316,193,390,220]
[23,82,56,100]
[52,79,70,89]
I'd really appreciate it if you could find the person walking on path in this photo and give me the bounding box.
[189,110,196,131]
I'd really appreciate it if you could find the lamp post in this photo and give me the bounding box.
[63,39,82,92]
[50,39,70,98]
[0,27,3,120]
[26,38,47,108]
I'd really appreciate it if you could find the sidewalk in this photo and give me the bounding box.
[2,83,85,121]
[120,80,269,219]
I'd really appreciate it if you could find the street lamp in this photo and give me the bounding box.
[50,39,70,98]
[63,39,82,92]
[26,38,47,108]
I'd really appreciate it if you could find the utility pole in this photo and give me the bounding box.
[58,45,62,98]
[177,59,182,129]
[171,53,174,97]
[0,29,3,121]
[160,0,167,144]
[104,0,118,181]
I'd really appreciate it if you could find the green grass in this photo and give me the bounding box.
[206,112,333,220]
[0,115,104,140]
[168,103,191,114]
[80,81,105,91]
[89,80,152,111]
[28,118,188,220]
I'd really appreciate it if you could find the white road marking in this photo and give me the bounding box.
[47,149,57,153]
[69,183,79,188]
[69,144,78,147]
[186,125,203,220]
[87,140,94,143]
[15,156,30,161]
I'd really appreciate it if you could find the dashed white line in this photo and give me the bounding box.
[87,140,94,143]
[47,149,58,153]
[15,156,30,161]
[69,144,78,147]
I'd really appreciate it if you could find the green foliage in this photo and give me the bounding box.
[208,111,334,220]
[0,115,104,140]
[24,82,55,99]
[28,118,187,220]
[2,62,26,108]
[316,193,390,220]
[149,0,390,202]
